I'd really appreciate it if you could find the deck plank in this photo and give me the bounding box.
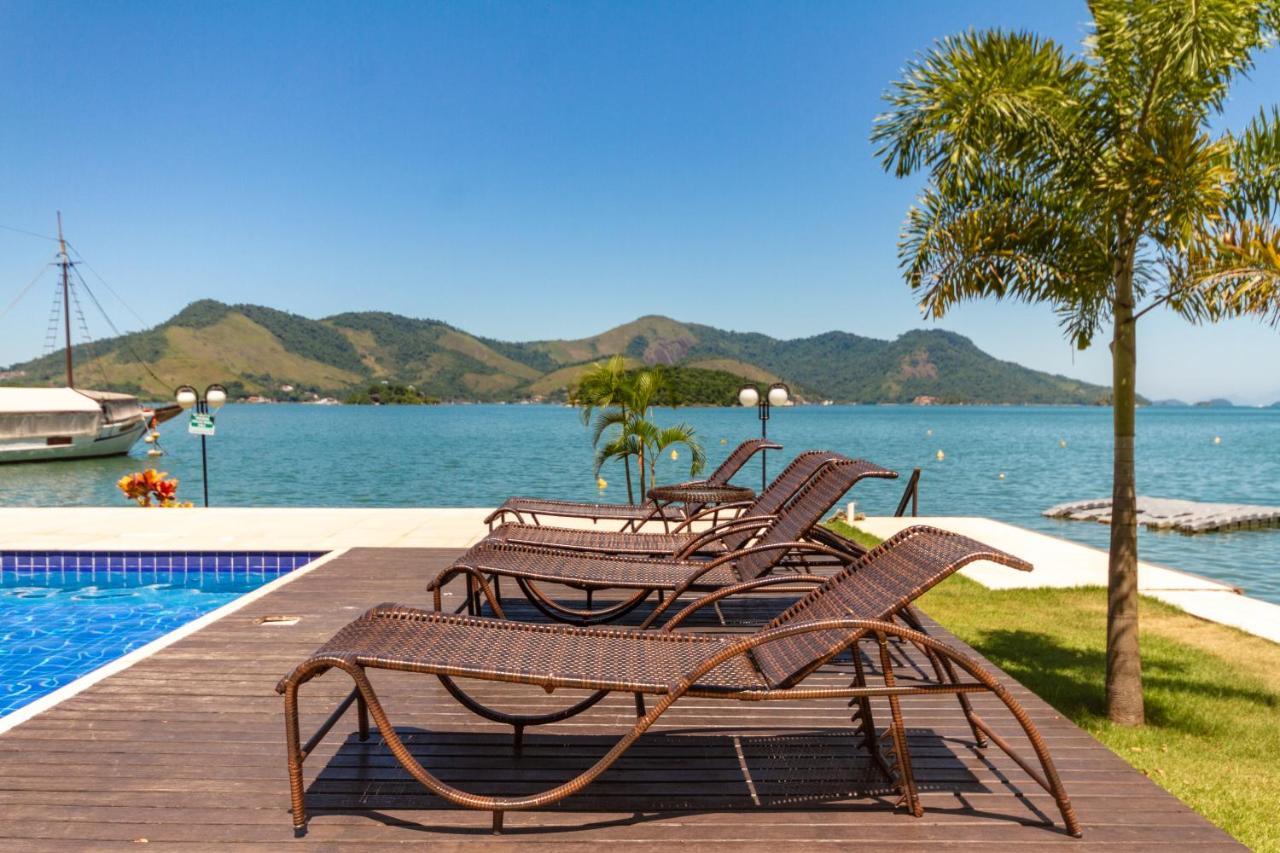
[0,547,1243,849]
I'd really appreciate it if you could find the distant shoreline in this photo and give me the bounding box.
[218,399,1278,409]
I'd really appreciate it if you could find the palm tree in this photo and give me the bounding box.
[874,0,1280,725]
[579,359,706,501]
[576,356,637,502]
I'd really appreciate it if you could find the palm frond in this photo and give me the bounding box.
[901,177,1113,347]
[1088,0,1277,122]
[574,355,631,425]
[1225,106,1280,224]
[1169,220,1280,326]
[590,408,628,449]
[593,432,641,478]
[653,423,707,478]
[872,29,1094,187]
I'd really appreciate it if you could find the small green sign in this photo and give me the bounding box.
[188,412,216,436]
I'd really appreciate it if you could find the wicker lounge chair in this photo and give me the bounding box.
[484,438,782,530]
[483,449,880,558]
[279,526,1080,838]
[432,456,897,625]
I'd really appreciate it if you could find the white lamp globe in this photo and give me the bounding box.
[738,386,760,407]
[205,385,228,410]
[767,384,790,407]
[175,387,198,410]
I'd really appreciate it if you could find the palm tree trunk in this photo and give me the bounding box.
[638,448,647,501]
[623,455,635,505]
[1106,259,1145,726]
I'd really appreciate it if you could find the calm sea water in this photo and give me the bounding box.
[1,404,1277,602]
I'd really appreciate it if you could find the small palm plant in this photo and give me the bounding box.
[576,356,638,502]
[575,357,705,502]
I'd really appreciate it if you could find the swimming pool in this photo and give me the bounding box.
[0,551,324,717]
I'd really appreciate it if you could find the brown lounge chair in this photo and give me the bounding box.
[483,449,881,558]
[431,456,897,625]
[278,526,1081,838]
[484,438,781,530]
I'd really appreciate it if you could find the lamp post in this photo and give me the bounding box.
[737,382,790,490]
[175,383,227,507]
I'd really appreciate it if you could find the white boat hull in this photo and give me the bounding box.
[0,417,147,463]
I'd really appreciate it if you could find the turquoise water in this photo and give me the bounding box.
[0,404,1277,602]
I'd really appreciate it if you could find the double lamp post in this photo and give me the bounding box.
[175,383,227,507]
[737,382,789,491]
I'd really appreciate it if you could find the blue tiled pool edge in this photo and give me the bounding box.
[1,550,328,721]
[1,550,326,573]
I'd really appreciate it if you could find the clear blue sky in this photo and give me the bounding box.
[2,1,1279,403]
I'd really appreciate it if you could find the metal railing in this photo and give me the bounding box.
[893,468,921,517]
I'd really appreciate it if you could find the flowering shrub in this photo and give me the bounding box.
[116,469,193,508]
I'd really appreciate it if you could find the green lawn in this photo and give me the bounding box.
[826,520,1280,851]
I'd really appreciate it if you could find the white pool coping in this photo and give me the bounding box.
[0,547,347,735]
[0,507,495,550]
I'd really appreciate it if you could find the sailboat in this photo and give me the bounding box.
[0,216,179,463]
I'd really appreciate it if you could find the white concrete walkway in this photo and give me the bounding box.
[0,507,494,550]
[2,507,1275,644]
[856,516,1280,644]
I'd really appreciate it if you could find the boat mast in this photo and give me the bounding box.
[56,212,73,388]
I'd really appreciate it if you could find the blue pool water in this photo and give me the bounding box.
[0,551,322,717]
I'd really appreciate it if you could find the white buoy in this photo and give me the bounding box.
[147,448,164,457]
[926,429,933,437]
[998,472,1005,479]
[1059,439,1068,448]
[670,449,679,461]
[935,449,945,461]
[1213,436,1222,445]
[720,438,727,445]
[596,477,607,489]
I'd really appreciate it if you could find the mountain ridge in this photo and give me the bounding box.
[2,300,1131,405]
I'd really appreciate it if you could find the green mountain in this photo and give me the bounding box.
[2,301,1127,405]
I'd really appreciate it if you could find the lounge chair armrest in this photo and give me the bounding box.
[673,514,779,557]
[700,539,856,571]
[674,616,992,693]
[805,524,869,557]
[483,507,514,526]
[652,575,828,631]
[427,564,506,619]
[669,500,754,532]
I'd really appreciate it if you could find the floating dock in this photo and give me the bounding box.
[1043,496,1280,534]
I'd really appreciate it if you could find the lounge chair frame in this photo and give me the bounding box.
[435,457,895,625]
[484,438,782,530]
[279,529,1082,838]
[483,449,870,556]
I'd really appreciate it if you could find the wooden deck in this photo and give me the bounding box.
[0,548,1243,850]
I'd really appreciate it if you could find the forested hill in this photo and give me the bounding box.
[3,301,1127,405]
